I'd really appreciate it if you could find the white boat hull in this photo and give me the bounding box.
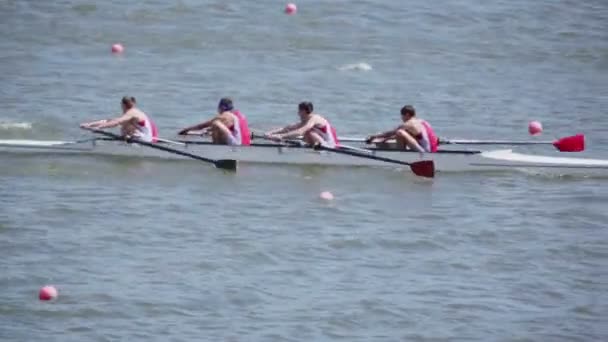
[1,139,608,174]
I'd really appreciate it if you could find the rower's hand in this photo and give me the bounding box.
[365,136,375,144]
[265,133,282,142]
[177,129,189,135]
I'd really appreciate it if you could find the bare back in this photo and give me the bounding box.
[216,111,236,128]
[305,113,329,129]
[120,107,148,136]
[402,118,425,137]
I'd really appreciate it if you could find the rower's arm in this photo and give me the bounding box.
[266,123,301,135]
[178,117,216,134]
[277,120,315,139]
[95,113,133,129]
[369,128,397,140]
[80,119,109,128]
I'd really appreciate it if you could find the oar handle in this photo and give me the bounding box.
[184,130,211,136]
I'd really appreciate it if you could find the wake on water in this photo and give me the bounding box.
[0,121,32,130]
[338,62,373,71]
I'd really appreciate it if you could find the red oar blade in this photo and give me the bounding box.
[553,134,585,152]
[410,160,435,178]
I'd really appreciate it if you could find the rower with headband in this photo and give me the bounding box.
[178,97,251,146]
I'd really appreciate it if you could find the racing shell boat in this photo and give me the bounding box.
[1,137,607,175]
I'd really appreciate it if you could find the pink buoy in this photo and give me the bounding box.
[39,285,58,301]
[285,3,297,15]
[111,43,124,54]
[319,191,334,201]
[528,121,543,135]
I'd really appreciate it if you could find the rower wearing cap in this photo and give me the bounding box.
[80,96,158,142]
[265,101,339,147]
[178,98,251,146]
[366,105,438,152]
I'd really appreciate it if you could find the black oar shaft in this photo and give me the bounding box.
[84,128,236,170]
[439,139,553,145]
[315,144,412,166]
[253,132,414,166]
[251,133,304,147]
[87,128,216,163]
[315,143,435,178]
[248,131,434,177]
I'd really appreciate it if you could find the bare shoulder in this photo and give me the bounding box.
[403,120,416,128]
[128,108,147,120]
[312,113,327,123]
[219,111,235,123]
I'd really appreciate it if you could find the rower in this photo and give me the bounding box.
[80,96,158,142]
[265,101,339,147]
[365,105,438,152]
[177,98,251,146]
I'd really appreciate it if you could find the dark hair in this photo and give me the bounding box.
[218,98,234,112]
[400,105,415,116]
[298,101,314,114]
[121,96,136,108]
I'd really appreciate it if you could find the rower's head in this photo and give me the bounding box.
[400,105,416,122]
[121,96,136,112]
[298,101,314,120]
[217,98,234,113]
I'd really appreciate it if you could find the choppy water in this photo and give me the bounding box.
[1,0,607,341]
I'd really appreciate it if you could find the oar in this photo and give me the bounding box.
[339,134,585,152]
[251,132,373,154]
[155,137,188,146]
[183,130,211,136]
[250,132,304,147]
[83,128,237,171]
[438,134,585,152]
[313,143,435,178]
[250,132,434,177]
